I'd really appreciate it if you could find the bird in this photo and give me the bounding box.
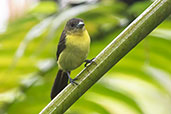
[50,18,92,100]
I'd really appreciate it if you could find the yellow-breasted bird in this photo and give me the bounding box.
[51,18,93,100]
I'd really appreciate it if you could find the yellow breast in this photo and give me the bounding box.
[58,29,90,71]
[66,30,90,48]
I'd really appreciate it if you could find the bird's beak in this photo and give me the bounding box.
[77,21,84,29]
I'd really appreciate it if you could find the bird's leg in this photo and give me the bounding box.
[84,58,96,67]
[66,71,78,85]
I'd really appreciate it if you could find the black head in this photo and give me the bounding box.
[65,18,85,33]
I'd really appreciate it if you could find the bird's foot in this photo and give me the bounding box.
[66,72,78,85]
[84,58,96,67]
[69,77,78,85]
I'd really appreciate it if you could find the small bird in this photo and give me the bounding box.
[51,18,92,100]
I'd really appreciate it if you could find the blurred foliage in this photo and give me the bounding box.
[0,0,171,114]
[29,1,57,15]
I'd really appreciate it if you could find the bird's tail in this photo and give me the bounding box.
[50,70,69,100]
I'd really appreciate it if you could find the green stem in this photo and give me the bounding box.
[40,0,171,113]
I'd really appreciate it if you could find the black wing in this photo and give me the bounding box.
[56,30,66,61]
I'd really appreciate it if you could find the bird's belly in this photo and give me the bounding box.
[57,30,90,71]
[58,45,89,71]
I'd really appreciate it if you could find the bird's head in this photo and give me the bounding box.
[65,18,85,34]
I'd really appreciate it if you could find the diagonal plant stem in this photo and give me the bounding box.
[40,0,171,113]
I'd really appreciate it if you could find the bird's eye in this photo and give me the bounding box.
[71,23,74,27]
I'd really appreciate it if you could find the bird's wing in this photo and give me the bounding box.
[56,30,66,61]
